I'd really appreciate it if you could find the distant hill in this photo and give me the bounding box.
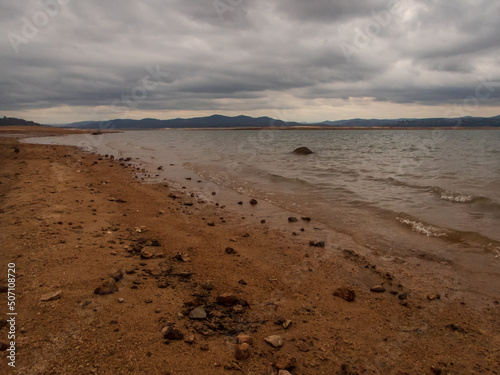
[63,114,500,130]
[0,116,42,127]
[320,116,500,128]
[63,115,304,130]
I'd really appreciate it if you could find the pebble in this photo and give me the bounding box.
[140,249,154,259]
[225,247,237,255]
[118,298,124,303]
[235,343,251,361]
[301,217,311,222]
[232,305,243,314]
[264,335,284,348]
[39,290,62,302]
[249,199,258,205]
[333,287,356,302]
[274,354,296,370]
[155,308,162,313]
[189,306,207,320]
[288,217,298,223]
[216,293,239,306]
[278,371,293,375]
[162,325,184,340]
[94,280,119,295]
[370,285,386,293]
[282,320,292,329]
[184,334,196,344]
[427,294,441,301]
[236,334,253,345]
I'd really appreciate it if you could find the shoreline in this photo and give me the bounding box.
[1,130,499,374]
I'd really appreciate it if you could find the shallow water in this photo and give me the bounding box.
[24,129,500,266]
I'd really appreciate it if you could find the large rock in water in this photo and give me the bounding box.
[292,147,313,155]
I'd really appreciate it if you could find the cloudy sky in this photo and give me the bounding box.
[1,0,499,124]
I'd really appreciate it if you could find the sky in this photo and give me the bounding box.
[1,0,500,124]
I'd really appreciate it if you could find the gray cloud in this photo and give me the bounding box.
[1,0,499,122]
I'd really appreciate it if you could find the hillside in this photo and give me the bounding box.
[0,116,42,127]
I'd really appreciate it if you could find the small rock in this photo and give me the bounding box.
[225,247,237,255]
[189,306,207,320]
[301,217,311,222]
[39,290,62,302]
[94,280,119,295]
[309,240,325,247]
[155,308,162,314]
[333,287,356,302]
[229,237,237,242]
[274,354,296,370]
[427,294,441,301]
[183,201,193,206]
[232,305,243,313]
[201,281,214,290]
[249,199,258,205]
[144,299,153,304]
[184,334,196,344]
[238,279,247,285]
[278,371,293,375]
[216,293,239,307]
[264,335,284,348]
[140,249,154,259]
[235,343,251,361]
[200,343,210,351]
[292,146,313,155]
[236,334,253,345]
[110,270,124,282]
[370,285,386,293]
[282,320,292,329]
[162,325,184,340]
[237,201,243,205]
[288,217,298,223]
[207,222,215,227]
[118,298,124,303]
[297,342,312,352]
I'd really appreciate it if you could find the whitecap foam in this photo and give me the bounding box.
[397,217,451,238]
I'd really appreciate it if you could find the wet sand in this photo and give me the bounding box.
[1,128,499,374]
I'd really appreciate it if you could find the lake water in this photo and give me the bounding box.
[24,129,500,293]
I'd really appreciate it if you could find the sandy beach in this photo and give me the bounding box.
[1,128,499,374]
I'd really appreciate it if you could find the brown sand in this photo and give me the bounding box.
[0,128,499,374]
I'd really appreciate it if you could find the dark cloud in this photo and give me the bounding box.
[1,0,499,122]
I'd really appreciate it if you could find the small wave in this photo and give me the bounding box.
[397,216,455,238]
[436,189,479,203]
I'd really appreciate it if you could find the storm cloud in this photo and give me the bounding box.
[1,0,499,123]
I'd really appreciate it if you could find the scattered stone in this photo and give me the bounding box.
[189,306,207,320]
[370,285,386,293]
[297,341,312,352]
[232,305,243,314]
[201,281,214,290]
[174,252,190,262]
[236,334,253,345]
[309,240,325,247]
[235,343,251,361]
[13,147,20,153]
[79,300,92,309]
[274,354,296,370]
[333,287,356,302]
[249,199,258,205]
[237,201,243,205]
[155,308,162,314]
[445,324,466,333]
[216,293,239,307]
[288,217,298,223]
[162,325,184,340]
[225,247,237,255]
[200,343,210,351]
[264,335,284,348]
[94,280,119,295]
[282,320,293,329]
[118,298,124,303]
[427,294,441,301]
[39,290,62,302]
[301,217,311,222]
[261,219,266,223]
[183,201,193,206]
[110,270,124,282]
[144,299,153,304]
[292,146,313,155]
[207,222,215,227]
[140,249,154,259]
[184,334,196,344]
[238,279,247,285]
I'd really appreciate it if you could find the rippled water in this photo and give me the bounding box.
[25,129,500,253]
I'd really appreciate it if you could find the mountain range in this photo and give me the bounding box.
[60,114,500,129]
[2,114,500,129]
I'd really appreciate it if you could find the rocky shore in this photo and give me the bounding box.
[0,129,499,374]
